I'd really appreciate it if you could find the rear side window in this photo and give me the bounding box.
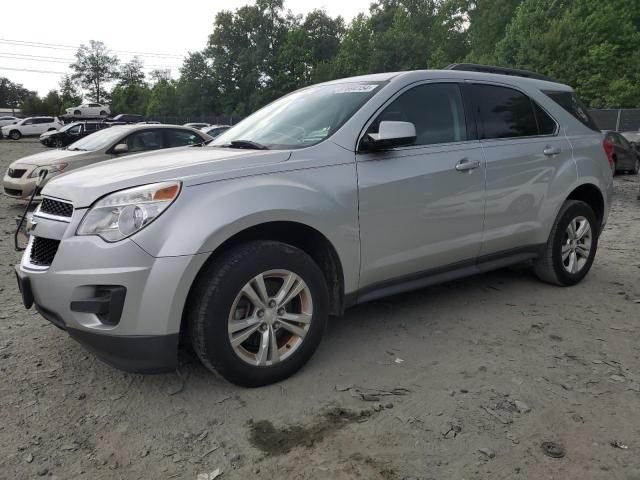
[368,83,468,146]
[533,103,557,135]
[472,84,538,139]
[543,90,599,131]
[166,129,204,147]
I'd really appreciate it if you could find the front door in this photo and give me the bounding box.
[357,82,486,290]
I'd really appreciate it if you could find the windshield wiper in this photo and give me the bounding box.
[224,140,269,150]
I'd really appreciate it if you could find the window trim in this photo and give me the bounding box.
[467,81,559,142]
[356,80,477,153]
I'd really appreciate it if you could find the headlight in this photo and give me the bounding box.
[29,164,68,178]
[77,181,181,242]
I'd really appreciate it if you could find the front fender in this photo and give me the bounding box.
[132,163,361,294]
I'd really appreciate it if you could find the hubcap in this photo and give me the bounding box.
[562,216,592,274]
[228,270,313,366]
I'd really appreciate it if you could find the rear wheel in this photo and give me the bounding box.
[188,241,329,387]
[534,200,598,286]
[9,130,21,140]
[99,110,107,116]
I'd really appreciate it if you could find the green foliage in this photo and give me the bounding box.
[5,0,640,114]
[70,40,119,103]
[110,58,151,114]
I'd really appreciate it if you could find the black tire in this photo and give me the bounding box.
[534,200,598,286]
[74,110,81,116]
[187,241,329,387]
[9,130,21,140]
[633,158,639,175]
[54,138,64,148]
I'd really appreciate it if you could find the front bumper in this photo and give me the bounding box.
[16,206,208,373]
[3,166,37,200]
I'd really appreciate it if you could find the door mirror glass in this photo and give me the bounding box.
[113,143,129,154]
[363,121,416,151]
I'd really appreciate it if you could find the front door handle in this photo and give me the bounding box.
[455,159,481,172]
[543,146,561,156]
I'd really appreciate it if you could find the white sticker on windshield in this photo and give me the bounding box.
[333,84,378,94]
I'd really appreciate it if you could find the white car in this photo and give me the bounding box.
[65,103,110,118]
[1,116,63,140]
[0,116,19,128]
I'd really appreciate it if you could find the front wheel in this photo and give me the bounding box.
[187,241,329,387]
[9,130,21,140]
[633,158,639,175]
[54,138,64,148]
[534,200,598,286]
[99,110,107,116]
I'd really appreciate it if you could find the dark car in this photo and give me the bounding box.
[39,121,106,148]
[604,131,640,175]
[103,114,145,126]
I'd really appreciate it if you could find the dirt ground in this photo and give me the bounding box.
[0,138,639,480]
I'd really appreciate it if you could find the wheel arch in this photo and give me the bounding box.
[565,182,605,229]
[180,220,346,339]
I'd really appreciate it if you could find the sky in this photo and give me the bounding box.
[0,0,372,97]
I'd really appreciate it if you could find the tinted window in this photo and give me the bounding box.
[533,103,557,135]
[543,90,599,131]
[166,129,203,147]
[35,117,53,124]
[68,125,82,135]
[84,123,98,132]
[473,84,538,139]
[125,130,163,153]
[22,119,33,125]
[368,83,467,146]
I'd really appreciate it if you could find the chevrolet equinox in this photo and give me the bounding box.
[15,65,614,386]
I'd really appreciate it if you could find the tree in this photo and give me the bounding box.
[110,57,151,114]
[59,75,83,110]
[0,77,31,112]
[147,78,178,117]
[70,40,119,103]
[465,0,523,63]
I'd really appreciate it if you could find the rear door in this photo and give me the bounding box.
[470,82,573,256]
[33,117,53,135]
[357,81,486,289]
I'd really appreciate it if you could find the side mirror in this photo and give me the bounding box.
[113,143,129,154]
[362,121,416,151]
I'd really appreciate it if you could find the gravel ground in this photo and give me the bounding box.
[1,138,639,480]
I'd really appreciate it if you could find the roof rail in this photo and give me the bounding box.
[444,63,557,83]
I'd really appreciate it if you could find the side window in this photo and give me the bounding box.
[84,123,97,132]
[543,90,600,131]
[125,130,164,153]
[473,84,538,139]
[23,119,33,125]
[368,83,467,146]
[68,125,82,135]
[533,103,557,135]
[166,129,203,147]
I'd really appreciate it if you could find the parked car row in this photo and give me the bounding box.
[604,130,640,174]
[4,125,211,200]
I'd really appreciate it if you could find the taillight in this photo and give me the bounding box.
[603,136,614,168]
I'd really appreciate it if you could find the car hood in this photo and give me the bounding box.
[10,148,87,166]
[40,130,57,138]
[43,146,292,207]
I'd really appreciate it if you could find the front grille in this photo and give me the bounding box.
[8,168,26,178]
[40,198,73,218]
[4,187,21,197]
[30,237,60,266]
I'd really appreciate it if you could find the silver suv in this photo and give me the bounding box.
[15,66,613,386]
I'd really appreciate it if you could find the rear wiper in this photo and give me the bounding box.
[224,140,269,150]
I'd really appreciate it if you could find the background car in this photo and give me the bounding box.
[40,121,106,148]
[0,117,63,140]
[184,122,210,129]
[65,103,110,117]
[604,130,640,174]
[103,114,145,126]
[202,124,231,138]
[0,116,19,139]
[3,125,211,200]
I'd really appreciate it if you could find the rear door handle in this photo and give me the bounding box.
[455,159,481,172]
[543,146,561,156]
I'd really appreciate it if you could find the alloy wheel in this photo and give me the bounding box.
[228,269,313,366]
[561,216,592,274]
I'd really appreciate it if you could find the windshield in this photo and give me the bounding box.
[67,127,125,151]
[60,122,80,132]
[211,81,384,150]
